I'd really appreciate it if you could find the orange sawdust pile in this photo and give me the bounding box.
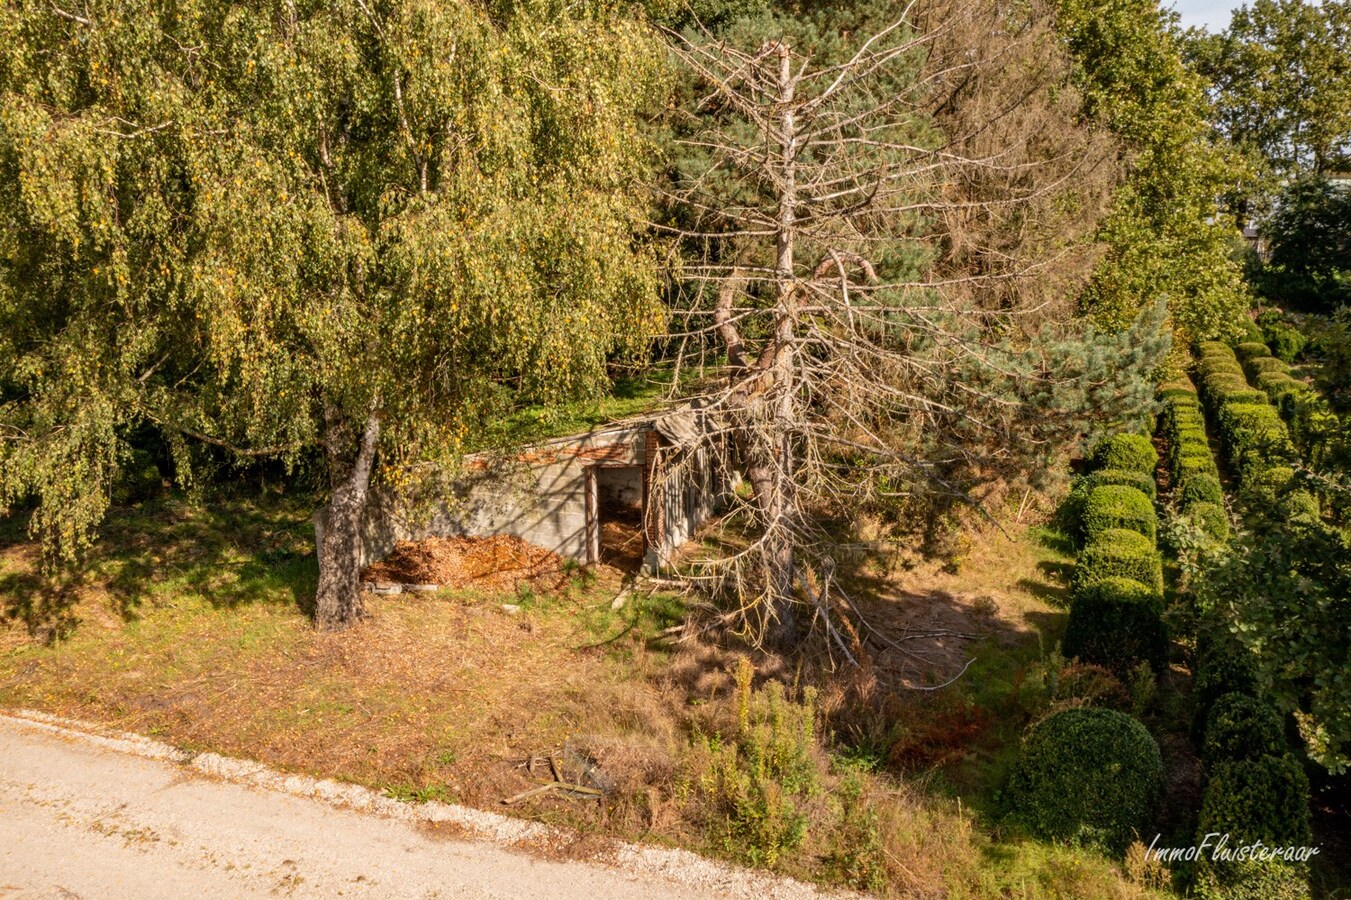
[361,535,568,592]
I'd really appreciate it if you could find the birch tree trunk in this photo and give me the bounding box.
[314,413,381,630]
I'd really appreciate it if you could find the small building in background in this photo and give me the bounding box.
[316,408,725,577]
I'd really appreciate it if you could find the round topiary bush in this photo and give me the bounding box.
[1239,465,1295,507]
[1072,528,1163,596]
[1183,501,1230,541]
[1178,473,1223,506]
[1265,324,1307,363]
[1081,485,1156,542]
[1202,693,1286,768]
[1005,707,1164,852]
[1090,434,1158,474]
[1278,490,1321,522]
[1197,755,1311,848]
[1081,467,1157,500]
[1159,385,1199,403]
[1063,576,1167,675]
[1257,371,1307,402]
[1172,425,1209,447]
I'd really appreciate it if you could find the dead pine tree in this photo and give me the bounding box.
[660,4,1164,654]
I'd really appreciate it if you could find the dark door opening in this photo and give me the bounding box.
[591,465,645,571]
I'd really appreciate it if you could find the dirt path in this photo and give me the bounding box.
[0,712,832,900]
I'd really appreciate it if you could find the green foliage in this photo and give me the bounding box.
[1193,858,1312,900]
[1198,340,1236,358]
[1260,314,1308,363]
[1312,307,1351,416]
[1202,693,1287,768]
[1197,755,1312,848]
[1236,341,1272,362]
[0,0,667,563]
[1199,519,1351,773]
[1179,474,1223,506]
[1073,528,1163,596]
[823,772,886,893]
[1255,178,1351,312]
[1005,707,1164,852]
[1184,501,1230,542]
[1193,629,1260,739]
[1089,433,1158,474]
[1063,576,1167,675]
[1080,468,1157,500]
[1245,355,1291,380]
[700,660,818,867]
[1081,485,1156,542]
[1053,0,1250,344]
[1188,0,1351,181]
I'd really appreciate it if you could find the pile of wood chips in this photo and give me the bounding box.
[361,534,568,592]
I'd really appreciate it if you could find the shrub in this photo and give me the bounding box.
[1245,355,1291,380]
[1197,756,1311,848]
[1197,340,1235,358]
[1159,384,1198,403]
[1172,425,1208,446]
[1213,387,1269,407]
[1174,454,1218,486]
[1005,707,1164,852]
[700,660,819,867]
[1090,434,1157,474]
[1278,490,1321,522]
[1081,486,1156,542]
[1238,465,1294,506]
[1073,529,1163,596]
[1080,468,1157,500]
[1193,632,1259,737]
[1063,576,1167,675]
[1198,357,1245,381]
[1194,859,1311,900]
[1257,370,1307,402]
[1202,694,1286,768]
[1235,341,1272,362]
[1266,325,1307,363]
[1182,501,1229,541]
[1178,474,1223,505]
[1218,403,1293,473]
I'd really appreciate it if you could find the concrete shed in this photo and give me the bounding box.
[319,409,725,577]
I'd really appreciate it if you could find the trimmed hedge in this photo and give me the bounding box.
[1197,340,1235,358]
[1202,693,1286,768]
[1081,485,1156,541]
[1178,473,1223,505]
[1235,341,1272,362]
[1063,576,1167,675]
[1197,755,1312,848]
[1245,355,1291,380]
[1079,467,1157,501]
[1256,370,1308,403]
[1073,528,1163,596]
[1184,501,1230,540]
[1193,631,1260,737]
[1090,434,1157,475]
[1212,386,1269,407]
[1006,707,1164,852]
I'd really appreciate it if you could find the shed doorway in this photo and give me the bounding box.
[587,465,645,571]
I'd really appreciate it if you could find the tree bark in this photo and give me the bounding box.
[314,412,381,630]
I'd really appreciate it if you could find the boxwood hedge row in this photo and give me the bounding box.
[1160,377,1228,541]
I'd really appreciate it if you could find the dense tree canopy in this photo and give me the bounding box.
[1187,0,1351,184]
[1053,0,1251,343]
[0,0,666,625]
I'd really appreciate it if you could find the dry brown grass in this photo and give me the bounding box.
[0,497,1164,897]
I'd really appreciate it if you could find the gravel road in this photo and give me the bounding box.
[0,712,833,900]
